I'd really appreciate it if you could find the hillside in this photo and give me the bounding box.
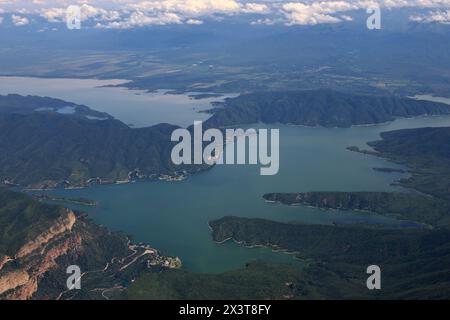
[0,95,205,189]
[0,94,111,119]
[368,126,450,202]
[205,90,450,128]
[0,187,180,300]
[209,216,450,299]
[263,192,450,228]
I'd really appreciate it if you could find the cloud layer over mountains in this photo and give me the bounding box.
[1,0,450,28]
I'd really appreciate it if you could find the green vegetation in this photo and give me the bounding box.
[369,127,450,202]
[31,194,96,206]
[0,94,110,119]
[0,187,178,300]
[209,216,450,299]
[182,126,450,300]
[205,90,450,128]
[210,216,435,262]
[126,261,309,300]
[0,95,206,189]
[263,192,450,228]
[0,187,64,257]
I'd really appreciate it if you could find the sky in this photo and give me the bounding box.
[0,0,450,28]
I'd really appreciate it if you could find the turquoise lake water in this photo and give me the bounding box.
[45,118,450,273]
[4,77,450,273]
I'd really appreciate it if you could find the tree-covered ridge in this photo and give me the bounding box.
[0,187,64,257]
[205,89,450,128]
[369,126,450,202]
[0,94,110,119]
[209,216,450,299]
[126,261,311,300]
[0,95,205,189]
[263,192,450,228]
[194,126,450,300]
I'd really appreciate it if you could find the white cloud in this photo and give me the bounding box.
[282,2,345,25]
[3,0,450,28]
[11,14,29,26]
[186,18,204,25]
[126,0,242,16]
[340,14,353,21]
[410,9,450,23]
[251,18,277,25]
[242,3,269,14]
[39,7,64,22]
[40,4,120,23]
[35,0,271,28]
[281,0,450,26]
[99,11,183,29]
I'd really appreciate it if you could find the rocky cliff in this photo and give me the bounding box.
[0,188,181,300]
[0,210,81,299]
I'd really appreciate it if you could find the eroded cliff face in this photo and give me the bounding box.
[0,189,181,301]
[0,210,81,300]
[0,271,29,295]
[0,256,12,271]
[15,210,76,259]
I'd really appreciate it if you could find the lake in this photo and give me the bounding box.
[45,119,450,273]
[0,76,236,127]
[4,77,450,273]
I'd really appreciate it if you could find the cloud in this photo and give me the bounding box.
[3,0,450,28]
[126,0,242,16]
[251,18,277,25]
[281,0,450,26]
[40,4,120,23]
[186,18,204,25]
[11,14,29,25]
[101,11,183,28]
[340,14,353,21]
[282,2,349,25]
[242,3,269,14]
[410,9,450,23]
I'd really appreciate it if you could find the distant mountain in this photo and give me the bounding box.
[0,95,204,189]
[205,90,450,128]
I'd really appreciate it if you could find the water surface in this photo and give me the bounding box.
[45,116,450,273]
[5,76,450,273]
[0,76,234,127]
